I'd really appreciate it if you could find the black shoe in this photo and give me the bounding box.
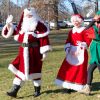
[66,89,72,94]
[7,92,17,98]
[34,92,41,97]
[34,86,41,97]
[7,84,20,98]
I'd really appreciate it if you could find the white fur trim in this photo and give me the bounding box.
[13,77,25,87]
[8,64,25,80]
[32,30,50,38]
[8,64,41,81]
[35,21,50,38]
[33,80,41,86]
[13,77,22,85]
[40,45,52,54]
[55,79,84,91]
[72,27,85,33]
[29,73,42,80]
[23,33,28,43]
[24,47,29,80]
[14,34,19,41]
[2,24,14,38]
[24,8,36,16]
[23,34,29,80]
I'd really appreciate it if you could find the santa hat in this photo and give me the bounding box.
[24,7,40,21]
[24,7,36,17]
[16,7,39,33]
[71,14,84,23]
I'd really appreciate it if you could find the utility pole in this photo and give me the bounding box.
[94,0,99,12]
[53,0,58,30]
[28,0,30,7]
[44,0,58,30]
[44,0,50,29]
[68,0,78,14]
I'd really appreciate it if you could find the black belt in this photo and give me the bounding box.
[21,42,38,47]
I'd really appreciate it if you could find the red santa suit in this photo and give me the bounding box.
[55,15,91,91]
[2,8,51,82]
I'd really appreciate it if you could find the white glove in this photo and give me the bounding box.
[6,15,13,24]
[41,53,48,61]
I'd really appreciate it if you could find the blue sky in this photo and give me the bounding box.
[10,0,26,6]
[11,0,82,5]
[11,0,100,9]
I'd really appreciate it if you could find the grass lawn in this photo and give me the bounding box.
[0,29,100,100]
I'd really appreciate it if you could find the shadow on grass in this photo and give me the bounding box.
[16,84,100,99]
[7,82,100,99]
[43,87,100,96]
[42,88,76,94]
[16,89,75,99]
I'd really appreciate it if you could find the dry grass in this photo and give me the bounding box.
[0,29,100,100]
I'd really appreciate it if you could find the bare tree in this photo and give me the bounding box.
[0,0,9,23]
[1,0,98,28]
[31,0,63,29]
[0,0,25,23]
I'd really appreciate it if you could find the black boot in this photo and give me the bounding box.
[7,84,20,98]
[34,86,41,97]
[66,89,72,94]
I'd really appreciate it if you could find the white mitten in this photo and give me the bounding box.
[6,15,13,24]
[41,53,48,61]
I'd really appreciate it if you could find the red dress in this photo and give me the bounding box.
[2,21,51,81]
[55,27,91,91]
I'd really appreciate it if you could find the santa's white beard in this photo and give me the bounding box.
[21,17,38,32]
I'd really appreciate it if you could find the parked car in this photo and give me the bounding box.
[0,22,17,32]
[0,23,4,31]
[13,22,17,28]
[65,21,73,28]
[49,21,55,29]
[49,20,68,29]
[58,21,68,28]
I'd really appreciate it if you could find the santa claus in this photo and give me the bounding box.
[2,7,52,98]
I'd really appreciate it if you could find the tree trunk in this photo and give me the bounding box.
[53,1,59,30]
